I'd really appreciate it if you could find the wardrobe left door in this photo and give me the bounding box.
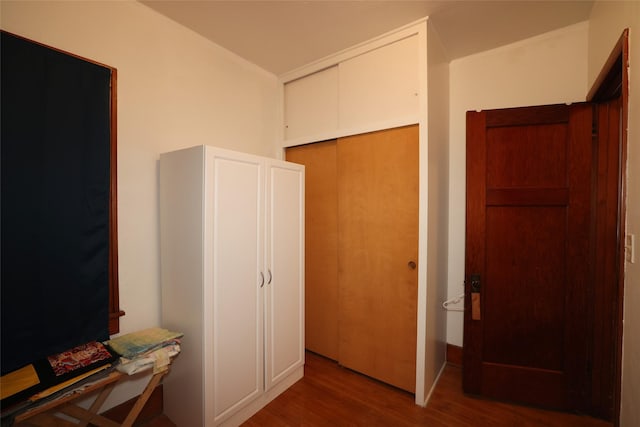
[209,148,266,424]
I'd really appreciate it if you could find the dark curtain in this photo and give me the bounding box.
[1,32,111,374]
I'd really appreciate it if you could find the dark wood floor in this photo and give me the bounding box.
[242,351,611,427]
[151,351,613,426]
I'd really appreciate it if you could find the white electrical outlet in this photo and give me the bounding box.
[625,234,636,264]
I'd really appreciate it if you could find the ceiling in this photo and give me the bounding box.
[140,0,595,76]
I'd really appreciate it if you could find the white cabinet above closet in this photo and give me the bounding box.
[284,66,338,141]
[339,35,419,131]
[282,31,421,145]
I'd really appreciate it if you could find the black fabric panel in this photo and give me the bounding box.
[1,32,111,375]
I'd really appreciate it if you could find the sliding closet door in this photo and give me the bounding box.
[338,125,419,393]
[286,141,339,360]
[286,125,418,392]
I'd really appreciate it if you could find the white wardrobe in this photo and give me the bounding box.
[159,145,305,426]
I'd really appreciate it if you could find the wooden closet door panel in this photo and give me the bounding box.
[337,125,418,392]
[286,141,339,360]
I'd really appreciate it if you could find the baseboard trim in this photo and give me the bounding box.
[422,359,447,407]
[447,344,463,366]
[100,383,164,424]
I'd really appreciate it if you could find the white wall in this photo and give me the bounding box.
[423,19,449,402]
[446,22,589,347]
[1,0,278,408]
[587,3,640,425]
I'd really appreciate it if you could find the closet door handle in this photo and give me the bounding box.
[267,269,272,285]
[408,261,417,270]
[260,272,265,288]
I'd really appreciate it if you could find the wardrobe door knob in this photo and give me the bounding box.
[408,261,417,270]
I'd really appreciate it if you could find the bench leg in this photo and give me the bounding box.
[121,370,167,427]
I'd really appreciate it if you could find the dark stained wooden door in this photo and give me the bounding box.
[464,104,594,411]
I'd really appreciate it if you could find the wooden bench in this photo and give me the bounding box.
[13,368,169,427]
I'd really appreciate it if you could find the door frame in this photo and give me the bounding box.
[586,28,629,425]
